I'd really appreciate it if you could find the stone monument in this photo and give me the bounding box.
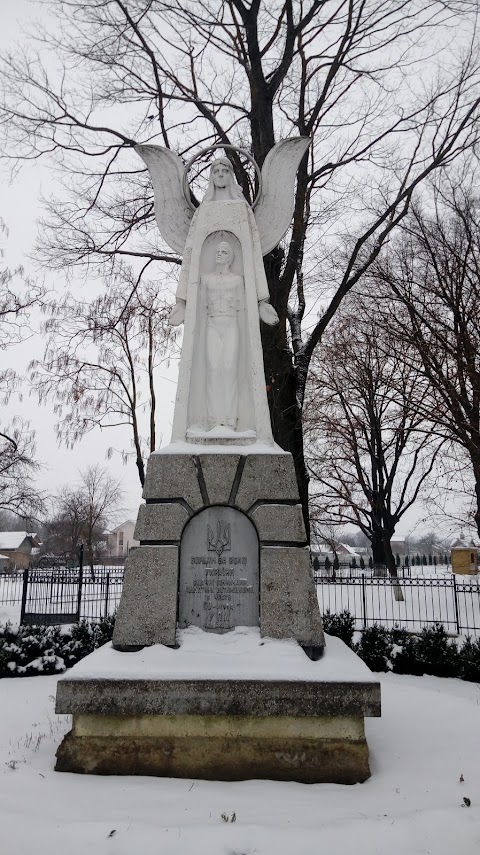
[55,139,380,783]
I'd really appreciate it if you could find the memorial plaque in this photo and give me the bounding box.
[178,506,259,633]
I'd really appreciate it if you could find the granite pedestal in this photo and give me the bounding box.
[55,447,380,783]
[112,449,324,652]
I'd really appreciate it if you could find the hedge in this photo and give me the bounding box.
[323,609,480,682]
[1,611,479,683]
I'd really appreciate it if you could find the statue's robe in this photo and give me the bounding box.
[171,199,274,445]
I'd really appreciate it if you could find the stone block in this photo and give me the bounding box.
[71,713,367,739]
[197,454,240,504]
[112,546,178,648]
[235,454,299,510]
[142,454,203,509]
[260,546,325,647]
[251,503,306,543]
[56,677,381,718]
[134,502,190,542]
[55,712,371,783]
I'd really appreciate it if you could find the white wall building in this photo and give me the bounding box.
[107,520,139,557]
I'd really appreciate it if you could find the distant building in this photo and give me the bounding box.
[0,532,42,570]
[107,520,139,557]
[451,547,478,575]
[311,540,362,564]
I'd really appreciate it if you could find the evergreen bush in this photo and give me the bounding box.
[415,623,459,678]
[0,615,116,678]
[458,636,480,682]
[2,610,479,685]
[355,624,393,672]
[389,627,424,675]
[322,610,355,646]
[321,613,479,682]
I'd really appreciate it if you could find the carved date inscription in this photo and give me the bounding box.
[178,506,259,633]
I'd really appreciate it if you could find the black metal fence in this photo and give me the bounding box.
[315,572,480,636]
[2,566,480,637]
[0,571,23,606]
[0,567,124,625]
[313,562,452,580]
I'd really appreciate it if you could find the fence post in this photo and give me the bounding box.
[76,566,84,622]
[20,568,29,625]
[361,573,367,628]
[452,574,461,634]
[104,572,111,617]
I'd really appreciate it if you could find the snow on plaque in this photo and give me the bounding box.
[178,506,259,633]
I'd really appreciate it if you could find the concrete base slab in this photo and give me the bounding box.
[55,713,370,783]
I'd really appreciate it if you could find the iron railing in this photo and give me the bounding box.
[2,565,479,637]
[315,572,480,636]
[0,571,23,606]
[0,567,124,625]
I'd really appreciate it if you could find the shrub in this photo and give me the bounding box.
[322,610,355,646]
[320,613,480,683]
[0,616,116,678]
[355,624,392,672]
[415,623,459,678]
[389,627,423,676]
[458,636,480,682]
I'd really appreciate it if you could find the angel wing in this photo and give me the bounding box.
[254,137,311,256]
[135,144,194,256]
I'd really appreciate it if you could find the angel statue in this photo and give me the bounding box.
[136,138,310,446]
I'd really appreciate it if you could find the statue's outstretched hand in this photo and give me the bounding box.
[169,300,186,326]
[258,300,279,326]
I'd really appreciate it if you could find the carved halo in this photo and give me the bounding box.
[182,144,263,211]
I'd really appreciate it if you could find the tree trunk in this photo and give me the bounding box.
[472,456,480,539]
[261,305,310,541]
[371,520,404,600]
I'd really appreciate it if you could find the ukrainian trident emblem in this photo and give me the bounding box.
[207,521,231,556]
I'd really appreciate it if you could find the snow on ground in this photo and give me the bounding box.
[1,661,480,854]
[0,602,19,625]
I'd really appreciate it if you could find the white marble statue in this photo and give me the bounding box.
[136,138,310,445]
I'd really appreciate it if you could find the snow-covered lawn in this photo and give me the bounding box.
[1,668,479,854]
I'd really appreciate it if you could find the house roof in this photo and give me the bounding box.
[109,520,136,534]
[0,532,40,550]
[338,543,360,556]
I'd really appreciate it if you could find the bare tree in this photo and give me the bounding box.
[0,222,43,351]
[42,487,86,563]
[79,465,124,571]
[48,465,123,570]
[2,1,480,529]
[373,173,480,537]
[0,223,44,518]
[30,268,177,487]
[305,296,445,581]
[0,420,43,518]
